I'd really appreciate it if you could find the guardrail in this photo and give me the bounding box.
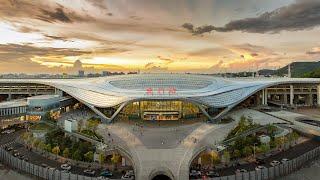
[0,147,122,180]
[200,145,320,180]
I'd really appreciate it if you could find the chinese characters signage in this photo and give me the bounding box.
[146,87,176,95]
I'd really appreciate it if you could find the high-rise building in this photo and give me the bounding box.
[78,70,85,77]
[102,71,111,76]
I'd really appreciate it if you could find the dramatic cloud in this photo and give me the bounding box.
[38,8,72,23]
[306,47,320,55]
[183,0,320,35]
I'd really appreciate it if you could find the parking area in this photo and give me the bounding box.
[0,127,128,179]
[190,139,320,179]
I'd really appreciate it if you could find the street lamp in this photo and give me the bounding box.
[253,143,257,159]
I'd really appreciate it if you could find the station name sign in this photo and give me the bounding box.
[145,87,177,96]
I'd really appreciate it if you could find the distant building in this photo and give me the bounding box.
[102,71,111,76]
[78,70,85,77]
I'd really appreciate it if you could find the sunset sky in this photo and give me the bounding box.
[0,0,320,74]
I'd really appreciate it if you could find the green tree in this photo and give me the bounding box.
[45,144,52,152]
[72,150,82,161]
[111,153,121,170]
[259,144,270,153]
[86,119,101,131]
[99,153,106,164]
[52,146,60,156]
[32,138,41,148]
[222,151,230,164]
[233,149,241,159]
[242,146,252,157]
[63,148,70,158]
[38,141,47,151]
[84,151,94,162]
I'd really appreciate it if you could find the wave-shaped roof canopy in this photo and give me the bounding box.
[1,74,320,109]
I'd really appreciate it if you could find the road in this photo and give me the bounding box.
[210,140,320,177]
[0,127,123,179]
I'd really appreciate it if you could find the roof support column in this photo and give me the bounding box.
[317,84,320,107]
[290,85,294,106]
[262,89,268,105]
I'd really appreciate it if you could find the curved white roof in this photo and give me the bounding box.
[1,74,320,109]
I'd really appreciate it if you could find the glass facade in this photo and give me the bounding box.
[121,100,201,120]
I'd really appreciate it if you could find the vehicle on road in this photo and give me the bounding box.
[83,169,96,177]
[60,164,72,171]
[281,158,290,164]
[100,170,113,177]
[2,129,15,134]
[235,169,247,174]
[121,174,134,180]
[206,171,220,177]
[97,176,110,180]
[41,163,48,168]
[5,146,13,151]
[270,160,280,167]
[189,170,201,178]
[255,166,267,171]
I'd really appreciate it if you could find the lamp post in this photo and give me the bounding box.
[253,143,257,159]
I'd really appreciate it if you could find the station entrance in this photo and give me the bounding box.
[122,100,202,121]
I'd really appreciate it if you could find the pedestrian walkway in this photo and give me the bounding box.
[97,121,237,180]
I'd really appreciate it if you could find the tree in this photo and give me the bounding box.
[111,153,121,170]
[84,151,94,162]
[52,146,60,156]
[86,119,101,131]
[38,141,47,151]
[63,148,70,158]
[222,151,230,164]
[45,144,52,152]
[72,150,82,161]
[259,144,270,153]
[99,153,106,164]
[233,149,241,159]
[32,139,41,148]
[242,146,252,157]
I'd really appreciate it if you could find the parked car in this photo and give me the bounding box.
[235,169,247,174]
[5,146,13,151]
[18,154,25,160]
[41,163,48,168]
[255,165,267,171]
[100,170,113,177]
[281,158,290,164]
[189,170,201,178]
[126,170,134,176]
[206,171,220,177]
[270,160,280,167]
[1,129,14,134]
[255,156,266,165]
[60,164,72,171]
[83,169,96,176]
[121,174,134,180]
[97,176,110,180]
[13,152,20,157]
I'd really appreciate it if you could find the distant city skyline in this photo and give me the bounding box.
[0,0,320,74]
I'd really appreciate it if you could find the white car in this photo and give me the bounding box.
[60,164,71,171]
[281,158,289,164]
[235,169,247,174]
[121,174,134,180]
[270,160,280,167]
[97,176,110,180]
[255,166,266,171]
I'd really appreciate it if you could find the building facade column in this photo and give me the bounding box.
[317,84,320,107]
[263,89,268,105]
[290,85,294,106]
